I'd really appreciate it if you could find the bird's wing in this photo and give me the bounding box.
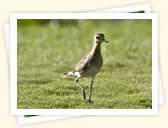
[74,54,92,73]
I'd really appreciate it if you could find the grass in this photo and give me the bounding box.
[17,19,152,109]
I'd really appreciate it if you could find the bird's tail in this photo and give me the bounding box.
[62,71,75,79]
[64,70,75,76]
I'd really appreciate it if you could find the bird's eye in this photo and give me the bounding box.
[96,36,100,39]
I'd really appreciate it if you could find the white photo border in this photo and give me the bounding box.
[17,115,78,124]
[90,3,152,12]
[10,13,158,115]
[15,4,163,124]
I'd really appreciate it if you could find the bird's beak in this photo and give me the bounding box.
[103,39,109,43]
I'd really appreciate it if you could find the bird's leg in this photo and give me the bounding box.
[75,78,86,100]
[88,78,94,103]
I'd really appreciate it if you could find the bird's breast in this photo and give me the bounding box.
[91,52,103,68]
[83,53,103,77]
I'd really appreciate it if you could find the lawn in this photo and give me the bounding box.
[17,19,152,109]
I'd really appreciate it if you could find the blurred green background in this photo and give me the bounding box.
[17,19,152,109]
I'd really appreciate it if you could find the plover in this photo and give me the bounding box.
[65,33,108,102]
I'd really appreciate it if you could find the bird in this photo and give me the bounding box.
[65,33,108,102]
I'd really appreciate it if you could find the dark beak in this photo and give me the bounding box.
[103,39,109,43]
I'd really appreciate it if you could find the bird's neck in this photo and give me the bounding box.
[91,42,101,54]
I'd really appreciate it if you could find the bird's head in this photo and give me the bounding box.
[94,33,109,44]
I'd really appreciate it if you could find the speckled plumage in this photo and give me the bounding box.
[66,33,108,102]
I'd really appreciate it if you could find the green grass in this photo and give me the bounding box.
[17,19,152,109]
